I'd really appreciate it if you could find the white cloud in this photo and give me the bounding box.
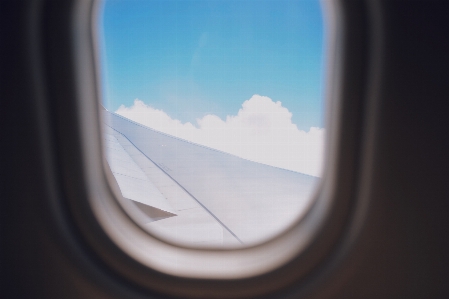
[116,95,324,177]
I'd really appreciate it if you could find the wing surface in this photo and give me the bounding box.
[103,110,318,246]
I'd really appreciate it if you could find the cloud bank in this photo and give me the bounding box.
[116,95,324,177]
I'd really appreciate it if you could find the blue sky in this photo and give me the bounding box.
[100,0,325,131]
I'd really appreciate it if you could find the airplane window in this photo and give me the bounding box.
[99,0,325,248]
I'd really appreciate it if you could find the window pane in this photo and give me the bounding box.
[100,0,325,247]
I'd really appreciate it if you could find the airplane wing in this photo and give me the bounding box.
[103,110,318,247]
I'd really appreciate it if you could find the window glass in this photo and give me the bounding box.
[100,0,325,247]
